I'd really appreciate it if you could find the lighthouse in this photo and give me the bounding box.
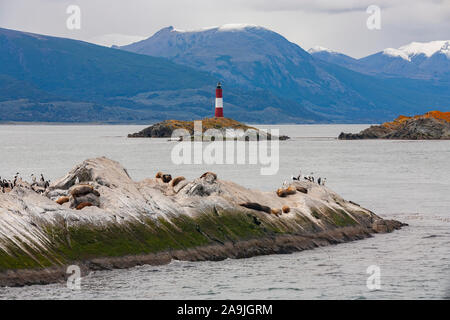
[214,82,224,118]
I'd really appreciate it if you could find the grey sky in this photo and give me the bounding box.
[0,0,449,58]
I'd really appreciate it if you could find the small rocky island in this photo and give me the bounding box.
[339,111,450,140]
[128,117,290,140]
[0,157,404,287]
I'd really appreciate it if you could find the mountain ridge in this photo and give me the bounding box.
[121,25,450,122]
[0,26,449,123]
[0,27,322,123]
[310,40,450,80]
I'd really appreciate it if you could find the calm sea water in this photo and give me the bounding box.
[0,124,449,299]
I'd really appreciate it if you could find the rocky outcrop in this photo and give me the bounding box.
[339,111,450,140]
[128,117,290,140]
[0,157,404,287]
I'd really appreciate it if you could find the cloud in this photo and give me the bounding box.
[237,0,392,13]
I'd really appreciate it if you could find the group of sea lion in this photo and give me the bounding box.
[50,170,299,215]
[55,184,101,210]
[239,182,311,217]
[154,170,293,217]
[53,170,217,211]
[155,172,173,183]
[155,171,218,193]
[277,184,307,197]
[155,171,187,187]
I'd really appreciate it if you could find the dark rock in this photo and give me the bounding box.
[372,219,407,233]
[128,118,291,140]
[70,193,100,208]
[339,117,450,140]
[128,122,185,138]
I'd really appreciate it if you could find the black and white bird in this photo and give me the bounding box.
[292,171,302,181]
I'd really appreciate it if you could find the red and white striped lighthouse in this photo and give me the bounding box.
[214,82,224,118]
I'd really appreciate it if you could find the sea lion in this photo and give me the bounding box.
[271,208,282,216]
[286,185,296,194]
[295,186,308,194]
[276,186,296,197]
[75,202,93,210]
[200,172,217,181]
[56,196,70,205]
[276,188,286,197]
[155,172,163,179]
[239,202,271,214]
[162,174,172,183]
[170,176,185,187]
[282,205,290,213]
[70,184,94,197]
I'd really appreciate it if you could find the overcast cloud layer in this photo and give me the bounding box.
[0,0,449,58]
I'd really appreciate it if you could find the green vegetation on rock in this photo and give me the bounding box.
[0,209,305,271]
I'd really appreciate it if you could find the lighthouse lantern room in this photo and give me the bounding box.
[214,82,224,118]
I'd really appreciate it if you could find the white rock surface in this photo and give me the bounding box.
[0,157,378,260]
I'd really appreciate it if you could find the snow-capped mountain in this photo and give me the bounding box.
[382,41,450,61]
[310,40,450,80]
[359,40,450,80]
[121,24,313,90]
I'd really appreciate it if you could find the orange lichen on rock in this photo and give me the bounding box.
[421,111,450,122]
[382,111,450,129]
